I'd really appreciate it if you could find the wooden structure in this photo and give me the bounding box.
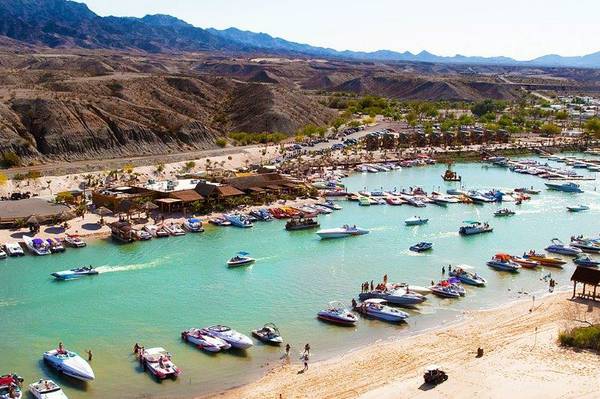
[571,266,600,301]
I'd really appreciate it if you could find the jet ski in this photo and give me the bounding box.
[251,323,283,345]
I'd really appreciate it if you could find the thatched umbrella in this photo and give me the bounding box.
[141,201,159,211]
[58,210,76,221]
[26,214,41,225]
[95,206,113,224]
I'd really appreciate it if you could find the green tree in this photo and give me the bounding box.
[541,122,561,135]
[584,117,600,137]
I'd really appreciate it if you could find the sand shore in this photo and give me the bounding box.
[206,293,599,399]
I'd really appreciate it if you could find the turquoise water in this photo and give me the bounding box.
[1,155,600,398]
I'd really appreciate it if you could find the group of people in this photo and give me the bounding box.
[360,275,389,293]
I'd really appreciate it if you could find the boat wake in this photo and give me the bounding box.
[0,298,20,308]
[96,259,164,274]
[424,231,459,240]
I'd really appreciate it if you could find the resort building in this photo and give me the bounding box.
[571,266,600,302]
[0,198,71,228]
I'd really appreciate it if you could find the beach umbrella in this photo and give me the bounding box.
[58,210,76,221]
[141,201,159,211]
[95,206,113,217]
[26,214,40,225]
[117,200,135,214]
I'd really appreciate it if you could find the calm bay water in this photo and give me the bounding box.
[1,155,599,398]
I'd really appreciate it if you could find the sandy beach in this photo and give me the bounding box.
[207,293,599,399]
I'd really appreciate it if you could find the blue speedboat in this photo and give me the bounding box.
[224,214,253,228]
[183,218,204,232]
[545,182,583,193]
[449,267,486,287]
[51,266,98,280]
[43,349,95,381]
[487,254,521,272]
[570,239,600,253]
[574,254,600,268]
[545,238,582,256]
[409,242,433,252]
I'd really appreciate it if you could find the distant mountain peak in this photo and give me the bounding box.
[141,14,191,28]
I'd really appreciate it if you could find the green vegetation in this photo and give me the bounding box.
[541,122,561,135]
[122,163,134,174]
[228,131,287,145]
[55,191,74,204]
[296,124,327,137]
[183,161,196,172]
[559,325,600,351]
[13,170,42,181]
[1,151,22,168]
[0,172,7,186]
[471,100,507,117]
[215,138,227,148]
[584,117,600,138]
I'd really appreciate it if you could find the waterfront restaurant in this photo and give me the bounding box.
[224,173,303,195]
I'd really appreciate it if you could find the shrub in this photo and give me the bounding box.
[0,172,7,186]
[215,138,227,148]
[55,191,74,204]
[123,163,134,174]
[1,151,22,167]
[559,325,600,351]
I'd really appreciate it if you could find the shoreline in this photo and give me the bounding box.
[203,291,599,399]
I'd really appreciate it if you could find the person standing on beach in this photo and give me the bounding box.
[85,349,93,361]
[442,266,446,275]
[370,280,374,291]
[383,274,388,284]
[285,344,291,358]
[302,357,308,372]
[304,343,310,357]
[448,265,452,273]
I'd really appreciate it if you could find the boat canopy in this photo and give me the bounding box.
[495,253,512,261]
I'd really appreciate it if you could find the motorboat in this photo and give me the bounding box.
[567,205,590,212]
[385,197,403,206]
[249,208,274,221]
[317,301,357,326]
[208,217,231,226]
[405,216,428,226]
[51,266,98,280]
[132,229,152,241]
[430,284,461,298]
[570,239,600,253]
[459,221,493,236]
[511,256,540,269]
[4,242,24,257]
[318,201,342,211]
[316,225,369,239]
[183,218,204,233]
[545,238,582,256]
[43,349,95,381]
[143,224,166,238]
[409,242,433,252]
[386,283,431,296]
[545,182,583,193]
[514,187,540,195]
[467,190,496,203]
[523,251,566,267]
[63,234,86,248]
[486,254,521,272]
[358,196,371,206]
[23,236,51,256]
[224,214,254,228]
[285,217,320,231]
[251,323,283,345]
[314,205,333,214]
[494,208,515,217]
[354,299,409,322]
[181,328,231,352]
[358,289,426,307]
[46,238,66,253]
[449,267,486,287]
[29,379,68,399]
[0,374,23,399]
[227,252,255,267]
[139,347,181,380]
[574,254,600,268]
[167,223,186,236]
[202,325,253,349]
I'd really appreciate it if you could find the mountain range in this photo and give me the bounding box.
[1,0,599,69]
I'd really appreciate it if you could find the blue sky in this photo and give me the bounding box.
[81,0,600,60]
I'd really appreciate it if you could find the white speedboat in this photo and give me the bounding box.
[4,242,24,256]
[23,237,51,256]
[139,347,181,380]
[144,224,170,238]
[168,224,185,236]
[430,284,461,298]
[354,299,409,322]
[449,267,486,286]
[227,252,255,267]
[317,301,358,326]
[359,289,426,307]
[132,229,152,241]
[181,328,231,352]
[251,323,284,345]
[63,234,86,248]
[51,266,98,281]
[43,349,95,381]
[29,379,68,399]
[203,325,253,349]
[316,225,369,239]
[405,216,428,226]
[183,218,204,233]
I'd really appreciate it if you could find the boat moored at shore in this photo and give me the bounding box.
[43,348,95,381]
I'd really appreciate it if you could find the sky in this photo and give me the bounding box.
[81,0,600,60]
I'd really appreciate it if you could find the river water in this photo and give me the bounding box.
[1,155,599,398]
